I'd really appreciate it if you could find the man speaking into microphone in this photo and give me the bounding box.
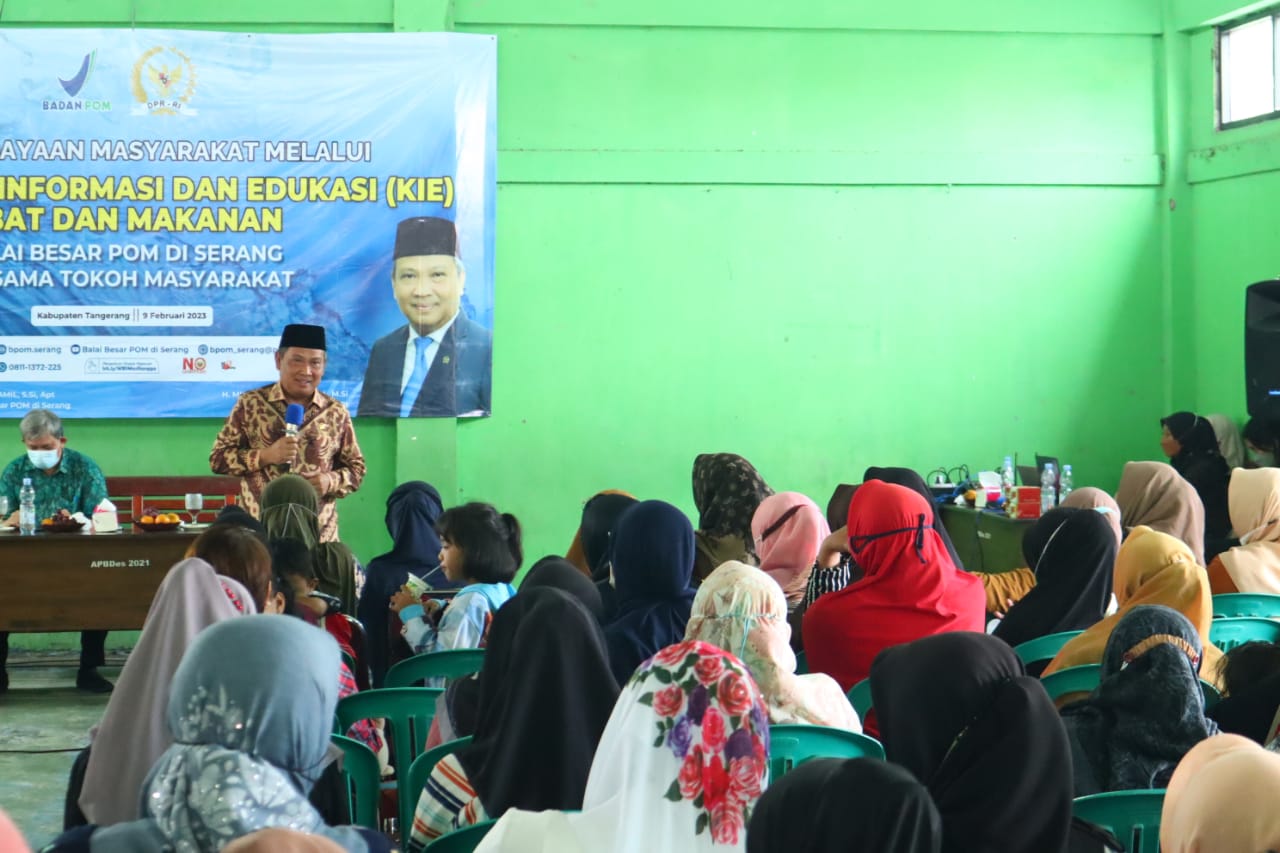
[210,324,365,541]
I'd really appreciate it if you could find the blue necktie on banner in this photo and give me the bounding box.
[400,336,433,417]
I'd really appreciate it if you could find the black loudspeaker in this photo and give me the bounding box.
[1246,280,1280,417]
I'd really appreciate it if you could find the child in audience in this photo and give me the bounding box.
[390,502,520,655]
[192,522,273,612]
[1208,641,1280,744]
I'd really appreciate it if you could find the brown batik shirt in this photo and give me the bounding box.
[209,382,365,541]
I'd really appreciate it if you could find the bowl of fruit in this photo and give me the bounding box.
[136,508,183,532]
[42,509,85,533]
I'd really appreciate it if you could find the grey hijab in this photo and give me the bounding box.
[90,616,368,853]
[1062,604,1218,795]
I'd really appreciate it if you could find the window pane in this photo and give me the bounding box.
[1223,16,1276,124]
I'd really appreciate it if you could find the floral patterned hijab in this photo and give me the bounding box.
[473,641,770,853]
[685,561,859,732]
[88,616,369,853]
[692,453,775,558]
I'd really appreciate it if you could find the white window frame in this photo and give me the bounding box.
[1218,11,1280,130]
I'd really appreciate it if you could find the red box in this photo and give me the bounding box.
[1015,487,1042,519]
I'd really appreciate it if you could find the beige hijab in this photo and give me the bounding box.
[1115,461,1206,565]
[1041,526,1223,685]
[684,561,860,732]
[1219,467,1280,594]
[1161,734,1280,852]
[1061,487,1123,548]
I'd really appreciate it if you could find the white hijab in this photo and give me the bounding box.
[78,558,255,825]
[475,641,771,853]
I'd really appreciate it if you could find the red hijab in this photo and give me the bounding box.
[802,480,986,694]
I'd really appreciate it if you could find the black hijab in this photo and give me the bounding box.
[863,467,964,571]
[602,500,697,685]
[1162,412,1232,541]
[826,484,859,532]
[871,632,1073,853]
[747,757,943,853]
[455,587,619,816]
[1061,604,1217,795]
[579,493,639,582]
[993,508,1116,650]
[1209,668,1280,744]
[692,453,774,554]
[358,481,445,687]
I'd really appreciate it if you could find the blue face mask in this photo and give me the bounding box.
[27,449,60,470]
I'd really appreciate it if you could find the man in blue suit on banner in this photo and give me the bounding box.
[357,216,492,418]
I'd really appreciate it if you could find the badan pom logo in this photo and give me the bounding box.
[132,46,197,116]
[45,50,110,112]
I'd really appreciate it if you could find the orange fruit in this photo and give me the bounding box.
[41,518,52,526]
[140,515,154,524]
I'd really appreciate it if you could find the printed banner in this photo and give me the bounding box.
[0,29,497,418]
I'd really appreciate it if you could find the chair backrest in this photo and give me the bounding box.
[331,734,381,830]
[768,724,885,781]
[1208,616,1280,651]
[1041,664,1102,703]
[386,648,487,688]
[335,686,443,839]
[846,678,873,718]
[1013,630,1084,667]
[404,736,475,851]
[105,475,241,526]
[1072,789,1166,853]
[1212,593,1280,619]
[423,819,498,853]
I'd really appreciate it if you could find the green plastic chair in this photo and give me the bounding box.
[1072,789,1166,853]
[1212,593,1280,619]
[1209,616,1280,651]
[331,734,381,830]
[768,724,885,781]
[846,678,873,719]
[403,737,475,852]
[423,819,498,852]
[336,686,444,840]
[1012,630,1083,667]
[1042,663,1221,710]
[386,648,487,688]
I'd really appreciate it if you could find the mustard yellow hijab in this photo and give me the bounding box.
[1041,526,1223,686]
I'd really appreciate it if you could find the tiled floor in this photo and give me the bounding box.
[0,653,122,850]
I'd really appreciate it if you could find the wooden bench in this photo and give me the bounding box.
[105,475,241,526]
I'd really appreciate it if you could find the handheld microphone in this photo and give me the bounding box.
[282,404,305,471]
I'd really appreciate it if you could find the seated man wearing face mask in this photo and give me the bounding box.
[0,408,112,693]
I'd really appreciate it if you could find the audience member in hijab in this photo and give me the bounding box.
[1061,487,1124,547]
[409,588,619,845]
[1206,641,1280,744]
[1207,467,1280,594]
[473,641,770,853]
[44,616,390,853]
[1245,415,1280,467]
[863,466,965,570]
[602,500,697,684]
[747,757,942,853]
[685,561,859,731]
[1061,605,1219,795]
[358,480,444,686]
[430,556,606,747]
[565,490,638,580]
[803,480,985,700]
[992,508,1117,667]
[66,561,255,829]
[1207,413,1247,469]
[261,474,362,614]
[870,632,1073,853]
[750,492,828,611]
[1042,526,1224,686]
[1115,460,1207,565]
[792,484,859,627]
[690,453,774,583]
[1161,733,1280,852]
[1161,411,1232,547]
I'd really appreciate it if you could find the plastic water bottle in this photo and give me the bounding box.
[19,477,36,535]
[1060,464,1074,502]
[1001,456,1016,516]
[1040,463,1057,515]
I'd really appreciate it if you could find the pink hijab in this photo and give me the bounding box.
[79,558,256,824]
[751,492,829,608]
[0,809,30,853]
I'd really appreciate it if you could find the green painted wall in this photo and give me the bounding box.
[2,1,1176,647]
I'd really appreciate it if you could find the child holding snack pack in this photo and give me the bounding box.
[391,502,521,655]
